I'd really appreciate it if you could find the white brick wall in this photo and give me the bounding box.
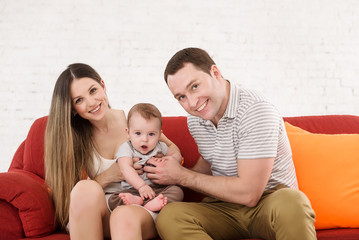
[1,0,359,172]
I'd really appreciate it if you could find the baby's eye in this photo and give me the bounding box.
[135,132,141,135]
[149,133,155,136]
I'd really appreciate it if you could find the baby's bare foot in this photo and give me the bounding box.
[119,193,144,205]
[144,194,168,212]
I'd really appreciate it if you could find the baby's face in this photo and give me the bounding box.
[127,112,161,155]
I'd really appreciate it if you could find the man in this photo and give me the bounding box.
[145,48,316,240]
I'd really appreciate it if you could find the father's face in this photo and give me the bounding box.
[167,63,225,122]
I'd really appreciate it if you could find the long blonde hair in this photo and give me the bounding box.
[45,63,103,230]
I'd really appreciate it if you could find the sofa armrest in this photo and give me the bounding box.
[0,171,57,238]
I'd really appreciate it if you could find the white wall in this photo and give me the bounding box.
[1,0,358,172]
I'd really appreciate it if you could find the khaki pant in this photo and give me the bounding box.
[156,185,316,240]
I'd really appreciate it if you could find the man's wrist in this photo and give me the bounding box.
[177,166,190,187]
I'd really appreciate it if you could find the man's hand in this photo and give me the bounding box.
[144,156,182,185]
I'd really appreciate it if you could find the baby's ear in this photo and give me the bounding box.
[125,128,130,138]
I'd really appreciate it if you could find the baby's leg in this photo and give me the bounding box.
[143,194,167,212]
[119,193,144,205]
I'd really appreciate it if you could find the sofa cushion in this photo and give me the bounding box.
[0,171,56,238]
[0,199,24,239]
[23,116,48,179]
[285,122,359,229]
[162,116,200,168]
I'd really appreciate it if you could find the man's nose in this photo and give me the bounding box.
[187,95,197,108]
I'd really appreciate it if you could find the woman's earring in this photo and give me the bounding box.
[72,111,78,116]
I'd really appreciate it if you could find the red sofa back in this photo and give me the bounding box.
[9,114,359,180]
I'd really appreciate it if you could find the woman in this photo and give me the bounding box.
[44,63,180,239]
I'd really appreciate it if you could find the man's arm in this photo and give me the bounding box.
[145,157,273,207]
[191,156,212,175]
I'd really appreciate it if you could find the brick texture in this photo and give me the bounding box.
[1,0,358,171]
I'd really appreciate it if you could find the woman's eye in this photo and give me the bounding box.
[75,98,82,104]
[90,88,97,94]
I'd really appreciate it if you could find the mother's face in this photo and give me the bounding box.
[70,77,109,121]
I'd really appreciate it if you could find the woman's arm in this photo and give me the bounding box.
[159,133,182,163]
[94,159,144,189]
[93,162,124,188]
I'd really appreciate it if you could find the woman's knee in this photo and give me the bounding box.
[110,205,156,239]
[70,180,105,214]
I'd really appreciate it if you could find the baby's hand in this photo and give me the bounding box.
[138,185,156,200]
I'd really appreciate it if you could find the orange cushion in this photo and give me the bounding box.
[285,122,359,229]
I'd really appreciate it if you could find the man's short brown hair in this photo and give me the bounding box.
[164,48,216,83]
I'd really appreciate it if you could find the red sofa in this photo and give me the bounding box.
[1,115,359,240]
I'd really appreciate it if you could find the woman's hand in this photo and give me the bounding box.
[94,157,144,188]
[133,157,144,175]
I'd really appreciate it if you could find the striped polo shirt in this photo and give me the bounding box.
[187,83,298,190]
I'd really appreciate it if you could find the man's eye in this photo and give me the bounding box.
[178,95,185,101]
[193,84,198,89]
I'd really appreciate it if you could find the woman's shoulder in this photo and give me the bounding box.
[111,109,127,125]
[112,109,125,115]
[111,109,126,119]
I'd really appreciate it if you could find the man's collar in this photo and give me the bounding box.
[222,81,237,119]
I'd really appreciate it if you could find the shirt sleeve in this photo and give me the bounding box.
[115,141,134,159]
[158,141,168,155]
[236,102,281,159]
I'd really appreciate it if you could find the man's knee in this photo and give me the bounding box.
[268,188,316,239]
[271,188,316,226]
[156,202,193,236]
[157,202,185,224]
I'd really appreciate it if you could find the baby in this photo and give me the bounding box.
[108,103,183,212]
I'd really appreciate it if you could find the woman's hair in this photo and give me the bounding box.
[127,103,162,128]
[164,47,216,83]
[44,63,103,229]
